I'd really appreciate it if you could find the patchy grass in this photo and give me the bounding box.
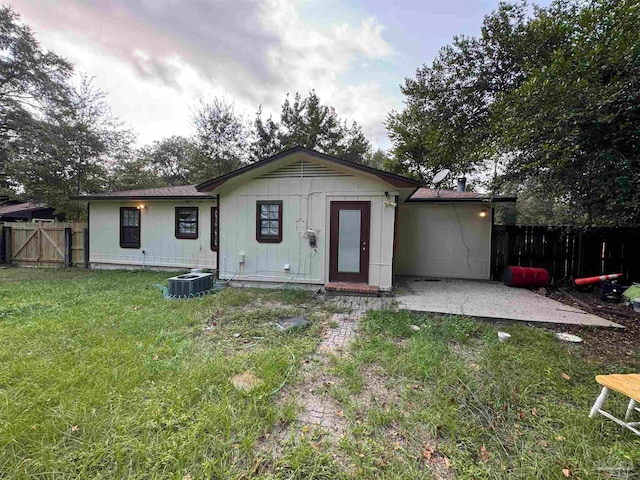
[0,268,332,479]
[2,268,638,479]
[330,311,640,479]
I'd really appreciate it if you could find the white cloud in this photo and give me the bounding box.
[8,0,400,148]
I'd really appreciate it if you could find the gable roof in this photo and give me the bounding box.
[408,188,516,203]
[70,185,214,201]
[196,146,420,191]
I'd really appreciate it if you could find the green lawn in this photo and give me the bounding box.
[0,268,327,479]
[0,268,638,479]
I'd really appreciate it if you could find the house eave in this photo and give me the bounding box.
[196,146,420,192]
[70,195,217,201]
[405,197,517,204]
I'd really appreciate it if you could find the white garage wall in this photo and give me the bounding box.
[396,203,492,280]
[218,170,397,290]
[89,200,217,270]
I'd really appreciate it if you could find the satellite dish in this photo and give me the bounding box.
[432,169,450,185]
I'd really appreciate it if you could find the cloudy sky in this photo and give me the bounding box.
[10,0,551,149]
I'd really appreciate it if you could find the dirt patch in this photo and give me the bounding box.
[353,364,400,409]
[230,371,263,392]
[540,287,640,367]
[450,338,484,366]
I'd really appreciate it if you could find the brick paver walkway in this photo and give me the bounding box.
[294,295,397,436]
[319,313,358,353]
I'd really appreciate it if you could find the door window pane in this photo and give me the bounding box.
[338,209,361,273]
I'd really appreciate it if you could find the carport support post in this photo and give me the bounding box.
[64,227,72,268]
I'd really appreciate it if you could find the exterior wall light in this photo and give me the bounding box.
[479,208,488,218]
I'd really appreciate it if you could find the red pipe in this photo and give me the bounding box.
[575,273,622,286]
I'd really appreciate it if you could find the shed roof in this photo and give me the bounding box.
[0,202,48,215]
[408,188,516,203]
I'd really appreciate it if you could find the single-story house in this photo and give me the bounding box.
[72,147,515,291]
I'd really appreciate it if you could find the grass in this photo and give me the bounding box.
[1,268,639,479]
[326,310,640,479]
[0,268,328,479]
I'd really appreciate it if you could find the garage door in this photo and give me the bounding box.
[395,203,492,280]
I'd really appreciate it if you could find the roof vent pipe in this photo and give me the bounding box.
[457,177,467,192]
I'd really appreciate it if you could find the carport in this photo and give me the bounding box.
[395,189,515,281]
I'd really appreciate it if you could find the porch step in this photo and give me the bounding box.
[324,282,379,296]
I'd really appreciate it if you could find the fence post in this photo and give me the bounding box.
[3,226,12,265]
[83,227,89,268]
[504,227,510,268]
[64,227,72,268]
[0,225,4,264]
[576,230,583,278]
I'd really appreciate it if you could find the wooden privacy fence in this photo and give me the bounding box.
[492,225,640,283]
[0,222,88,268]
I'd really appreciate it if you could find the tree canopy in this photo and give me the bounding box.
[387,0,640,226]
[252,91,371,164]
[0,5,72,195]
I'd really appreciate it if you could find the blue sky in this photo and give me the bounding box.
[9,0,553,149]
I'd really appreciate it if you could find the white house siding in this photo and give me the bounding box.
[218,175,397,290]
[396,203,492,280]
[89,200,217,270]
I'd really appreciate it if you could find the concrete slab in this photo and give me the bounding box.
[395,278,624,328]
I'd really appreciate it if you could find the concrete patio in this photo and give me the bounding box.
[395,277,624,328]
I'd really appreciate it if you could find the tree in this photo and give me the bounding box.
[109,156,165,192]
[139,135,194,186]
[499,0,640,225]
[388,0,640,226]
[363,148,390,169]
[0,6,72,195]
[190,98,249,181]
[251,106,281,160]
[252,91,371,163]
[9,76,133,219]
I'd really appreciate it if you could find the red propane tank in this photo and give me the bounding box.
[503,266,549,287]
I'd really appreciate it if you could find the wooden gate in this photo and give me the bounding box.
[1,222,87,267]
